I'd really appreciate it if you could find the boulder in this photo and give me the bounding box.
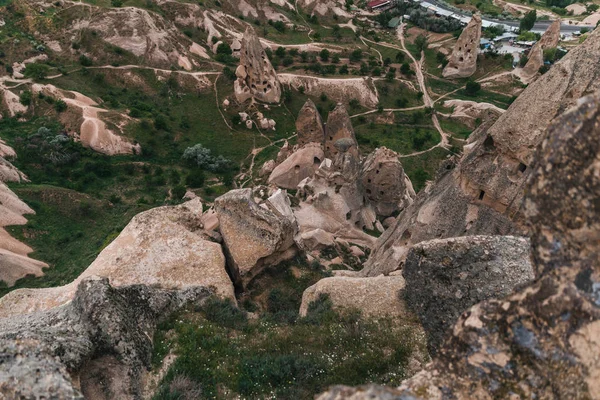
[268,143,324,189]
[404,235,534,353]
[259,159,276,177]
[359,147,415,217]
[0,276,212,399]
[296,99,326,146]
[299,275,407,318]
[443,14,482,79]
[0,198,234,318]
[519,19,561,84]
[0,157,27,183]
[324,103,358,159]
[214,189,296,287]
[299,228,335,250]
[234,27,282,104]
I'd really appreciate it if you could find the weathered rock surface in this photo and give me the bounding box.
[0,198,233,318]
[362,25,600,277]
[317,89,600,400]
[359,147,415,217]
[215,188,296,287]
[268,143,324,189]
[0,276,211,399]
[519,19,561,84]
[442,14,481,79]
[324,103,358,159]
[296,99,326,146]
[299,275,407,318]
[234,27,282,103]
[0,156,27,183]
[404,235,533,353]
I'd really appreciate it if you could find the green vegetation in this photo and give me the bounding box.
[520,10,537,32]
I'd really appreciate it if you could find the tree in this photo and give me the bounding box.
[395,51,405,62]
[415,34,428,51]
[23,63,49,80]
[349,98,360,108]
[55,99,67,113]
[182,144,232,172]
[172,185,186,200]
[465,80,481,96]
[19,90,33,106]
[400,62,411,75]
[349,49,363,63]
[79,55,93,67]
[319,49,330,62]
[275,46,286,57]
[216,43,232,55]
[185,170,205,188]
[520,10,537,32]
[331,53,340,64]
[519,54,528,67]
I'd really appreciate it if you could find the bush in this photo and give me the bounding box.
[349,49,363,62]
[19,90,33,106]
[519,54,528,67]
[465,80,481,96]
[185,169,205,188]
[319,49,330,62]
[79,55,93,67]
[54,99,67,113]
[414,34,428,51]
[519,10,537,32]
[172,185,186,200]
[23,63,49,80]
[203,297,248,330]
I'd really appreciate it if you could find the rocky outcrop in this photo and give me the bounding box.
[268,143,324,189]
[214,189,296,288]
[0,198,234,318]
[519,19,561,84]
[324,103,358,159]
[317,89,600,400]
[359,147,415,217]
[404,235,533,353]
[0,156,27,183]
[0,276,212,399]
[296,99,326,146]
[234,27,282,104]
[299,274,407,318]
[361,26,600,277]
[442,14,482,79]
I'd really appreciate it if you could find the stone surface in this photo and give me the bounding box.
[442,14,481,79]
[317,89,600,400]
[296,99,326,146]
[0,198,234,318]
[359,147,415,217]
[0,276,211,399]
[361,26,600,277]
[324,103,358,159]
[259,159,276,177]
[519,19,561,84]
[214,188,296,287]
[299,275,407,318]
[234,27,282,104]
[268,143,324,189]
[404,235,534,353]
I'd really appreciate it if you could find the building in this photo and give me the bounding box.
[367,0,392,11]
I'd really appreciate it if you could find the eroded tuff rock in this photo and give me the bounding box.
[299,275,408,318]
[296,99,326,146]
[359,147,415,217]
[317,90,600,400]
[234,27,282,104]
[324,103,358,159]
[519,19,561,84]
[0,198,233,318]
[442,14,481,79]
[361,26,600,277]
[214,188,296,288]
[0,156,27,183]
[404,235,533,353]
[268,143,324,189]
[0,276,211,399]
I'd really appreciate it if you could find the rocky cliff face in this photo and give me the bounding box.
[296,99,326,146]
[361,26,600,277]
[519,19,561,84]
[234,27,282,104]
[317,88,600,400]
[442,14,481,79]
[324,103,359,159]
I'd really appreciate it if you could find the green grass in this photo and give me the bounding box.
[354,117,440,155]
[439,117,473,139]
[402,147,452,191]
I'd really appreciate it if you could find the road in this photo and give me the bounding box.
[420,0,595,33]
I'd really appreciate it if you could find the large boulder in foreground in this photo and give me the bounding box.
[300,275,407,318]
[215,188,296,287]
[0,198,234,318]
[442,14,481,79]
[0,276,211,399]
[318,90,600,399]
[268,143,324,189]
[404,235,534,353]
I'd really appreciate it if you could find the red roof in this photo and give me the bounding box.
[367,0,390,7]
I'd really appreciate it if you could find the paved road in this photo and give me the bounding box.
[421,0,595,33]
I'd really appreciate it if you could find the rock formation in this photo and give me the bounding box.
[317,89,600,400]
[0,276,212,399]
[324,103,358,159]
[0,198,234,318]
[361,26,600,277]
[234,27,282,104]
[214,189,296,288]
[296,99,326,146]
[359,147,415,217]
[299,274,407,318]
[442,14,482,79]
[519,19,561,83]
[404,235,533,353]
[268,143,324,189]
